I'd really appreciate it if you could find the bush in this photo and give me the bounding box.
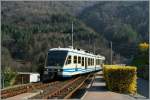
[2,67,17,88]
[103,65,137,94]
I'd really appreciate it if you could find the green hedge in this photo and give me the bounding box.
[103,65,137,94]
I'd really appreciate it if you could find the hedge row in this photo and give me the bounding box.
[103,65,137,94]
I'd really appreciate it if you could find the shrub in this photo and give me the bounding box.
[2,67,17,87]
[139,42,149,51]
[103,65,137,94]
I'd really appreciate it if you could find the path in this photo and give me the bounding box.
[82,71,148,100]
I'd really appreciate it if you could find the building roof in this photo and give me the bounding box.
[17,72,40,75]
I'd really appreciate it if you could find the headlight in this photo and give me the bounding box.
[58,69,63,72]
[44,71,48,74]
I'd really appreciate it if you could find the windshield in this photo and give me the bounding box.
[47,51,68,66]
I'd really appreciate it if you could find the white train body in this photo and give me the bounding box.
[43,47,105,80]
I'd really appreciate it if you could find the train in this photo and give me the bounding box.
[42,46,105,81]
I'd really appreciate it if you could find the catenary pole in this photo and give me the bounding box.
[72,21,74,48]
[110,41,112,64]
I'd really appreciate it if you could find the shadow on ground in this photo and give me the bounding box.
[137,78,149,98]
[94,77,105,82]
[87,85,108,92]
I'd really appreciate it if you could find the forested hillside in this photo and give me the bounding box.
[1,1,108,72]
[1,1,149,73]
[80,1,149,42]
[79,1,149,57]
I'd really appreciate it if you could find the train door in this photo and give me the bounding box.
[73,55,78,71]
[94,58,96,71]
[78,56,81,70]
[81,57,84,68]
[85,57,87,69]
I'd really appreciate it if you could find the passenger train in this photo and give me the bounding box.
[42,46,105,81]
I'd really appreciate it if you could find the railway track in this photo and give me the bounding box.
[1,73,95,99]
[1,81,59,99]
[30,74,94,99]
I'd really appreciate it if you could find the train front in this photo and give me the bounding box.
[42,50,68,82]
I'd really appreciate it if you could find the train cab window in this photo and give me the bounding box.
[66,56,72,64]
[82,57,84,66]
[78,56,81,64]
[47,51,68,66]
[74,56,77,64]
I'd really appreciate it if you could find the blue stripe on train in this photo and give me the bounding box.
[62,68,101,77]
[63,67,101,72]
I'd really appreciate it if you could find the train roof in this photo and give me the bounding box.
[49,46,105,60]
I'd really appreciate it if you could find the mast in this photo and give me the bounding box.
[110,41,112,65]
[72,21,74,49]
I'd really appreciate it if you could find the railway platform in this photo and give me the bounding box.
[82,71,147,100]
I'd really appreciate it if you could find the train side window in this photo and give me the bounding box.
[93,59,95,66]
[85,57,87,66]
[78,56,81,64]
[98,59,100,65]
[99,60,101,64]
[89,58,90,66]
[89,58,91,66]
[66,55,72,64]
[101,60,103,64]
[96,59,98,65]
[92,59,94,65]
[82,57,84,66]
[88,58,90,66]
[100,59,101,64]
[74,56,77,64]
[96,59,97,65]
[91,58,92,66]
